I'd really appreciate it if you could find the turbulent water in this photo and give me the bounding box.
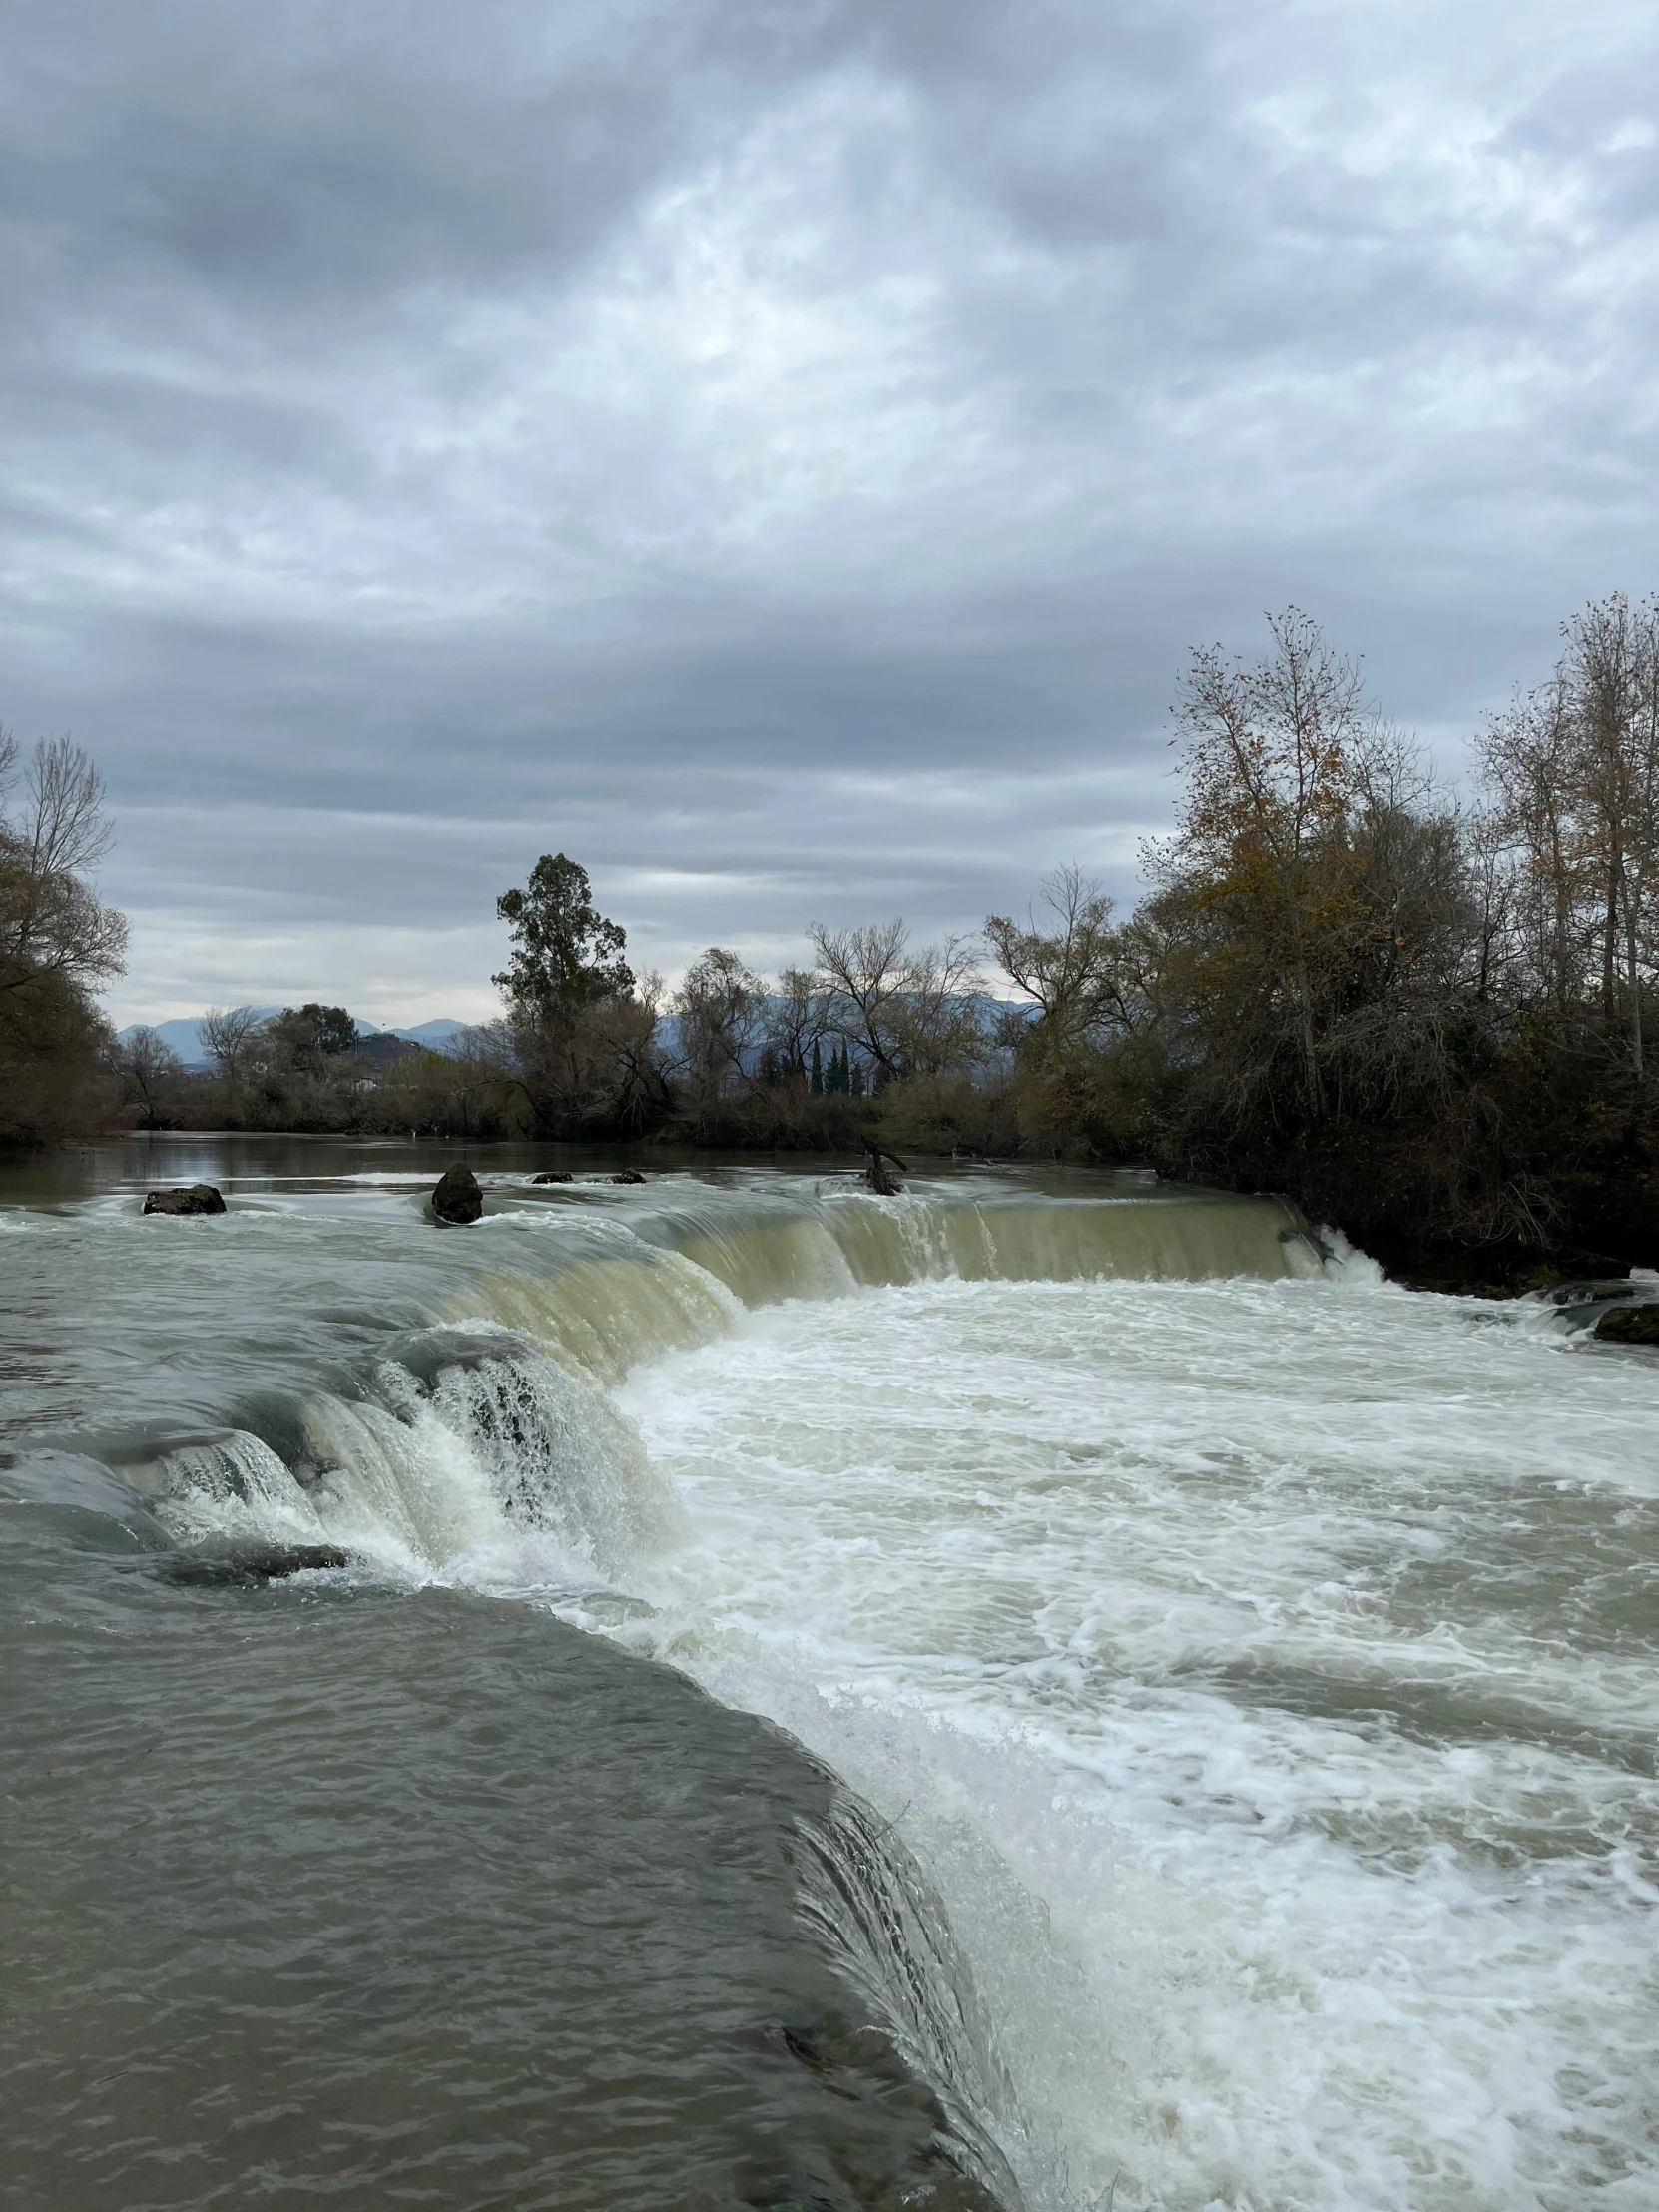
[2,1137,1655,2211]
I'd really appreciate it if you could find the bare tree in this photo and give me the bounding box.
[673,947,765,1107]
[1479,678,1581,1021]
[1153,608,1377,1116]
[1564,594,1659,1083]
[113,1026,183,1129]
[986,865,1138,1057]
[762,965,832,1082]
[0,732,127,997]
[1479,594,1659,1087]
[809,918,984,1079]
[200,1005,265,1086]
[21,734,116,876]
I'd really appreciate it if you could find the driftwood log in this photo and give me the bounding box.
[860,1136,909,1196]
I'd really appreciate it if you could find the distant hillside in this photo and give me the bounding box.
[114,1011,474,1067]
[385,1019,473,1050]
[112,1010,279,1067]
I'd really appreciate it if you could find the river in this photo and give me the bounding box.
[2,1136,1654,2211]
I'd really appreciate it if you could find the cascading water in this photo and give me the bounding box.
[129,1324,676,1586]
[3,1146,1654,2212]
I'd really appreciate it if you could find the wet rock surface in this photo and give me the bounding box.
[164,1545,351,1587]
[1593,1303,1659,1346]
[431,1163,483,1223]
[143,1184,226,1216]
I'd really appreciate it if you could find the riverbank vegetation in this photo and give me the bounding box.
[0,732,126,1143]
[7,595,1657,1281]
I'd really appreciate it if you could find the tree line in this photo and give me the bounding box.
[6,594,1658,1280]
[455,596,1659,1277]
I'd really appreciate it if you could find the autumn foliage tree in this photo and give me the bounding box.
[982,602,1659,1272]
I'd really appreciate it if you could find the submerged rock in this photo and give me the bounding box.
[532,1171,574,1185]
[165,1545,350,1587]
[1593,1303,1659,1346]
[431,1164,483,1224]
[143,1184,226,1216]
[611,1169,647,1185]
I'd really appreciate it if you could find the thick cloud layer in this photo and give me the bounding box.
[2,0,1655,1020]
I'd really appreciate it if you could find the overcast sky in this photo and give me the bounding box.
[3,0,1656,1023]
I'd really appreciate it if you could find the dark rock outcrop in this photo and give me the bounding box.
[532,1171,574,1185]
[143,1184,226,1216]
[1593,1303,1659,1346]
[166,1545,350,1587]
[611,1169,647,1185]
[431,1164,483,1224]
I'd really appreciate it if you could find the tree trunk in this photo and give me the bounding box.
[1604,863,1620,1031]
[1627,887,1645,1088]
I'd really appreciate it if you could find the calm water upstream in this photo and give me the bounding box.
[1,1135,1654,2211]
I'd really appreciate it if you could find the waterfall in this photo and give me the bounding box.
[87,1178,1342,2212]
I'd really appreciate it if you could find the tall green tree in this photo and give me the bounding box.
[266,1003,357,1069]
[494,854,633,1021]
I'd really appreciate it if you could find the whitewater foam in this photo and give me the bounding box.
[607,1269,1659,2211]
[73,1175,1658,2210]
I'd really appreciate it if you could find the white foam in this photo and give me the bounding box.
[609,1271,1659,2211]
[109,1177,1654,2210]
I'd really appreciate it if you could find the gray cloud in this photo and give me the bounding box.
[0,0,1654,1020]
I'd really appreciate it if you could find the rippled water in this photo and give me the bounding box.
[2,1135,1655,2210]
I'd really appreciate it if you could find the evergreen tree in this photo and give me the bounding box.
[493,854,633,1023]
[810,1038,823,1095]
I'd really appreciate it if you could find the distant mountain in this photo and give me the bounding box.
[113,1010,474,1068]
[382,1019,473,1050]
[113,1010,281,1068]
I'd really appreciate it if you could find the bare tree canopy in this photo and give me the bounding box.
[1478,593,1659,1084]
[809,918,984,1080]
[0,732,127,999]
[113,1024,184,1128]
[674,948,765,1109]
[200,1005,265,1084]
[0,730,127,1142]
[985,865,1138,1055]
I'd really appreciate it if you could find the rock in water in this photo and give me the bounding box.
[143,1184,227,1216]
[165,1545,350,1587]
[532,1171,573,1185]
[431,1164,483,1225]
[1594,1303,1659,1346]
[611,1169,646,1185]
